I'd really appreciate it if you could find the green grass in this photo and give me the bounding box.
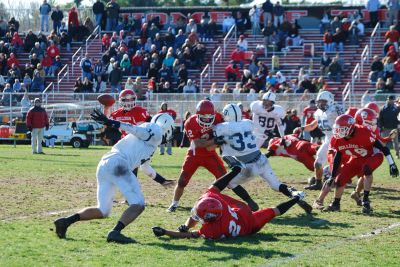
[0,145,400,266]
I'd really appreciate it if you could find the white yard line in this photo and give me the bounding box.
[266,221,400,267]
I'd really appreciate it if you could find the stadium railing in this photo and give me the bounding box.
[42,82,55,104]
[200,64,210,91]
[57,64,69,92]
[212,46,222,76]
[369,22,382,56]
[223,24,237,58]
[71,47,83,76]
[85,25,101,54]
[342,82,351,109]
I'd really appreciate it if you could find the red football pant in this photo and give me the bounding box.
[335,153,384,187]
[252,208,276,233]
[178,153,226,187]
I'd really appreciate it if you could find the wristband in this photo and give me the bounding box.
[153,173,167,184]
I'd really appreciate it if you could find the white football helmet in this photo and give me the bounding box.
[316,91,334,111]
[222,103,242,122]
[151,113,175,144]
[262,91,276,102]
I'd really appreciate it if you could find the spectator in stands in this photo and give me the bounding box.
[330,16,341,34]
[249,5,262,36]
[133,77,145,100]
[51,5,63,34]
[30,72,44,92]
[231,47,245,69]
[320,52,332,75]
[101,33,111,52]
[20,91,31,121]
[174,29,186,50]
[384,56,395,79]
[39,0,51,32]
[35,63,45,78]
[222,15,235,34]
[7,53,19,69]
[41,54,53,75]
[388,0,399,26]
[81,77,93,93]
[25,64,34,79]
[73,77,83,94]
[68,7,79,40]
[0,54,6,76]
[30,53,40,70]
[328,57,342,82]
[385,25,399,52]
[59,31,71,52]
[59,21,68,33]
[394,57,400,82]
[323,29,333,52]
[46,41,59,59]
[49,55,62,76]
[286,23,302,46]
[37,32,48,49]
[177,63,188,85]
[225,63,241,82]
[273,1,285,27]
[235,11,247,35]
[378,95,400,157]
[109,62,123,93]
[320,10,331,34]
[284,109,301,135]
[348,21,360,45]
[84,17,95,34]
[11,32,23,53]
[366,0,381,27]
[357,18,365,37]
[262,0,273,28]
[25,31,38,53]
[80,53,93,80]
[262,20,276,46]
[120,54,131,76]
[106,0,120,31]
[93,0,105,28]
[386,45,398,62]
[186,19,197,34]
[237,35,248,51]
[158,64,172,83]
[207,19,217,41]
[369,55,384,82]
[386,77,395,91]
[332,27,345,52]
[93,75,106,93]
[183,79,196,93]
[1,83,14,106]
[375,77,386,92]
[23,73,32,91]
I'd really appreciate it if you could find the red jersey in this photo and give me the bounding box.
[303,106,317,124]
[268,133,318,159]
[242,110,251,120]
[184,113,223,156]
[110,106,150,137]
[159,109,177,120]
[329,125,377,159]
[197,188,254,240]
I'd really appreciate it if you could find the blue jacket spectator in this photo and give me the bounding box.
[39,0,52,32]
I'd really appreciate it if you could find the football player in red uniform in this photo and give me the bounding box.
[167,100,258,212]
[313,114,399,213]
[238,102,251,120]
[266,128,319,171]
[110,89,173,187]
[158,102,177,155]
[364,102,380,115]
[345,106,358,118]
[153,165,304,240]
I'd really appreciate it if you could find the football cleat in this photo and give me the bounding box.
[362,201,373,214]
[54,218,69,239]
[322,202,340,212]
[246,199,259,212]
[167,204,178,212]
[107,230,136,244]
[350,191,362,206]
[312,200,324,210]
[307,176,316,186]
[304,180,322,190]
[298,200,313,214]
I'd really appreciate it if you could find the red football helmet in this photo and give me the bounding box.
[345,107,358,118]
[333,114,355,139]
[364,102,380,115]
[355,108,377,130]
[196,100,215,128]
[191,197,223,224]
[119,89,136,111]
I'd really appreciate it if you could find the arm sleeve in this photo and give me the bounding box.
[119,123,152,141]
[330,151,342,178]
[373,139,391,156]
[140,161,156,179]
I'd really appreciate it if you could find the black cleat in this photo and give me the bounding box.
[304,180,322,190]
[247,199,259,212]
[362,201,373,214]
[167,204,178,212]
[298,200,313,214]
[107,230,136,244]
[322,202,340,212]
[54,218,69,239]
[307,176,316,186]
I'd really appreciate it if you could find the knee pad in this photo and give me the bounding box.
[363,164,373,176]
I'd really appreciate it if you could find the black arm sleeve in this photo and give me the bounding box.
[373,140,390,156]
[212,166,242,192]
[331,151,342,178]
[146,115,152,122]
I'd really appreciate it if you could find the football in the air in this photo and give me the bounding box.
[97,94,115,107]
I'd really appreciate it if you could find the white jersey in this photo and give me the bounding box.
[109,122,162,170]
[214,120,258,157]
[313,104,343,139]
[250,101,285,137]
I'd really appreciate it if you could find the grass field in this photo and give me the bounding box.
[0,145,400,266]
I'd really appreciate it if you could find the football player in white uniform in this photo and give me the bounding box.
[213,103,312,214]
[251,91,286,148]
[301,91,343,190]
[54,111,175,244]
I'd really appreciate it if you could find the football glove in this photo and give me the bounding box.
[178,225,189,233]
[214,135,226,146]
[389,163,399,177]
[152,226,166,237]
[91,109,120,128]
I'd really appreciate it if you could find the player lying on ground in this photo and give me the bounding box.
[266,127,319,172]
[312,114,399,214]
[168,100,258,212]
[213,103,312,214]
[54,111,175,244]
[152,164,305,240]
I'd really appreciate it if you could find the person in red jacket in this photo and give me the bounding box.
[68,7,79,27]
[230,46,245,68]
[384,25,400,52]
[158,102,177,155]
[131,50,143,75]
[225,63,241,82]
[7,53,19,68]
[41,54,53,76]
[11,32,23,52]
[46,41,60,59]
[101,33,110,52]
[26,98,49,154]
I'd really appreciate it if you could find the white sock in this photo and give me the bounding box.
[172,200,179,207]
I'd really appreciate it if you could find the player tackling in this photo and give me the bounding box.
[54,110,174,243]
